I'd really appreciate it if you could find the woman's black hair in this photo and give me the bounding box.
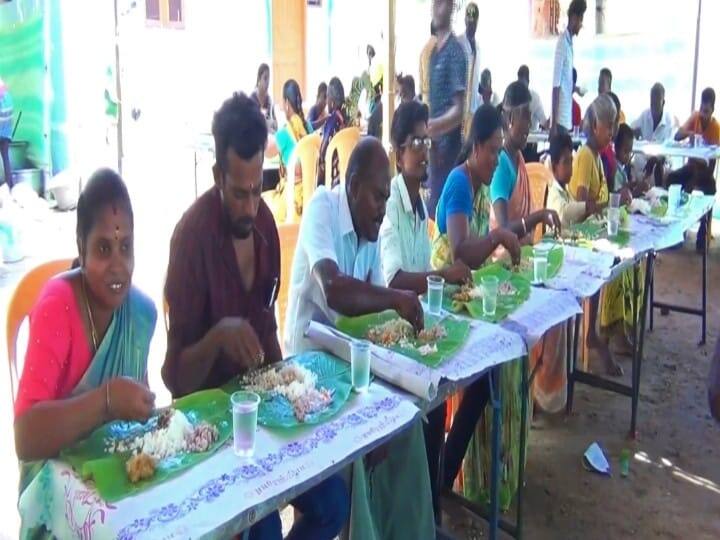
[75,168,133,267]
[549,132,573,166]
[568,0,587,17]
[390,100,429,151]
[456,104,502,165]
[501,81,532,133]
[614,123,634,149]
[283,79,307,128]
[701,87,716,108]
[212,92,268,173]
[502,81,532,111]
[503,81,532,108]
[328,77,346,120]
[256,63,270,85]
[608,91,621,119]
[479,68,492,92]
[396,74,416,101]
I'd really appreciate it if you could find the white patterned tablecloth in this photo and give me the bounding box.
[545,195,715,298]
[545,245,615,299]
[307,319,526,402]
[19,385,419,540]
[501,287,583,347]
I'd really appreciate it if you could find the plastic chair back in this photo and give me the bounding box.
[277,223,300,345]
[325,127,360,187]
[526,162,554,242]
[291,133,321,223]
[6,259,73,399]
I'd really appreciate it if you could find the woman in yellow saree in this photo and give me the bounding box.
[569,94,638,370]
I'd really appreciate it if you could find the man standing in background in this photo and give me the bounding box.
[518,65,548,162]
[460,2,480,138]
[518,65,548,131]
[426,0,466,219]
[598,67,612,95]
[551,0,586,134]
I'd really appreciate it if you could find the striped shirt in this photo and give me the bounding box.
[552,29,574,130]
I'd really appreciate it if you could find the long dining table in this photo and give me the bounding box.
[23,287,583,540]
[25,193,716,539]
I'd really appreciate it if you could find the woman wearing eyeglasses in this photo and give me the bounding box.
[380,98,475,528]
[380,100,471,295]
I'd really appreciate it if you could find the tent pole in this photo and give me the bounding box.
[690,0,702,112]
[384,0,396,171]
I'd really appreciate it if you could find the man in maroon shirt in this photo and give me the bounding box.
[163,92,348,540]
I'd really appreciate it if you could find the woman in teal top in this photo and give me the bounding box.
[263,79,314,222]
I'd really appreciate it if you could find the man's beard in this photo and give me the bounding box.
[231,218,254,239]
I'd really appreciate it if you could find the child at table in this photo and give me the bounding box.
[602,124,649,198]
[546,132,622,375]
[547,132,600,229]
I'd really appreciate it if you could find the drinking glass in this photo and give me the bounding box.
[481,276,499,317]
[426,275,445,316]
[533,244,551,283]
[351,339,371,393]
[607,207,620,237]
[609,192,621,209]
[668,184,682,214]
[231,391,260,458]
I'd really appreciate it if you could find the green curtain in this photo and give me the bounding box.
[0,0,68,175]
[0,15,49,169]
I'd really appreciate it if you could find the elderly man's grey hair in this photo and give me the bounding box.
[583,94,617,137]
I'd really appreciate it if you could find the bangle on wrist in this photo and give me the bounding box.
[521,217,527,236]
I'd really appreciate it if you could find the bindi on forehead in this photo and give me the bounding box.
[111,203,121,239]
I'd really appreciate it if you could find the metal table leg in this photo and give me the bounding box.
[515,355,529,540]
[701,213,708,345]
[566,315,581,415]
[637,252,655,379]
[648,258,655,332]
[650,210,711,345]
[488,366,502,540]
[445,356,529,539]
[630,260,641,437]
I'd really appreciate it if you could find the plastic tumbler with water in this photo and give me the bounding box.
[481,275,499,317]
[533,244,551,284]
[668,184,682,215]
[426,275,445,316]
[351,339,371,393]
[231,391,260,457]
[607,207,620,237]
